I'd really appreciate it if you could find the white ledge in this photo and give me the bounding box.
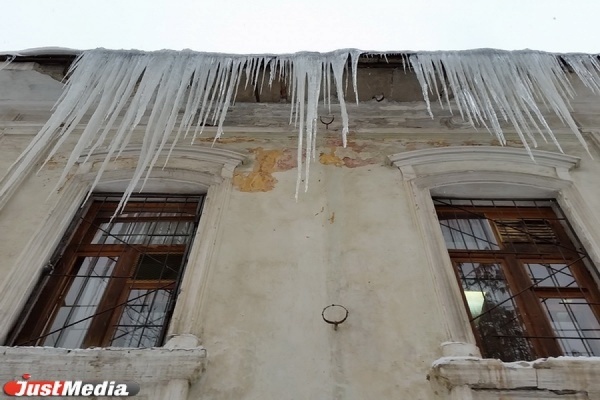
[0,345,206,383]
[76,145,247,182]
[80,145,247,166]
[430,356,600,392]
[388,146,581,171]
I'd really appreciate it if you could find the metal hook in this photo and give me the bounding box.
[322,304,349,331]
[319,115,335,129]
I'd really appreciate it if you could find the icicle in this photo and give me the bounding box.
[350,50,361,105]
[410,55,434,118]
[0,55,14,71]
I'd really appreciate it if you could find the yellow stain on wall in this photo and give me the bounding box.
[233,148,284,192]
[318,148,344,167]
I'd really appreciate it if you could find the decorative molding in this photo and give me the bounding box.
[556,187,600,269]
[388,146,580,172]
[415,170,571,193]
[167,177,234,335]
[79,145,247,180]
[400,176,479,349]
[90,171,221,193]
[0,144,247,213]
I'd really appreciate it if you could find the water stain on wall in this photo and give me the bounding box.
[318,142,378,168]
[233,147,295,192]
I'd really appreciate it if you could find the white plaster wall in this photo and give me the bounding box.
[190,164,443,399]
[0,162,65,276]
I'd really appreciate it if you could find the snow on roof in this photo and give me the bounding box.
[1,47,82,57]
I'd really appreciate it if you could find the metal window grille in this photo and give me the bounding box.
[8,193,205,348]
[434,198,600,361]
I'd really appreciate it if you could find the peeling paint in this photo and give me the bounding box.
[275,149,297,170]
[324,137,368,153]
[319,149,344,167]
[341,156,378,168]
[426,140,450,147]
[233,147,295,192]
[319,146,378,168]
[233,148,281,192]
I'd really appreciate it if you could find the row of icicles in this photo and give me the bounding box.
[1,48,599,213]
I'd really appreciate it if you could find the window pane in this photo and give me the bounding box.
[110,289,173,348]
[457,262,534,361]
[541,298,600,357]
[91,222,111,244]
[134,254,184,280]
[439,219,499,250]
[525,263,578,288]
[43,256,116,348]
[92,220,195,245]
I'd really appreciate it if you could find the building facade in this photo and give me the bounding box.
[0,51,600,399]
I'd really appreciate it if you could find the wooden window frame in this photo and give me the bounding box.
[435,199,600,360]
[8,194,203,348]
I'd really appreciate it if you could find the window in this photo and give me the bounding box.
[435,198,600,362]
[7,194,204,348]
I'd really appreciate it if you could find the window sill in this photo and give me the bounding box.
[430,356,600,393]
[0,337,206,383]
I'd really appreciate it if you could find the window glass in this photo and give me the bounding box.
[439,218,499,250]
